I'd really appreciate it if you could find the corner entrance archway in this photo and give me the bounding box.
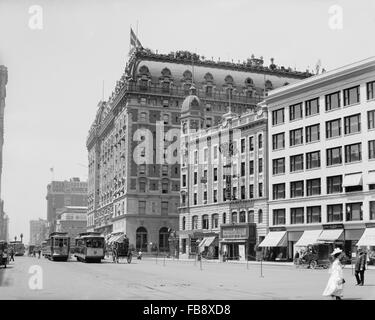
[159,227,169,253]
[136,227,148,251]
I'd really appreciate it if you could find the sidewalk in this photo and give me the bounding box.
[142,256,375,270]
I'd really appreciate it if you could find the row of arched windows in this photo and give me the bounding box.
[138,65,271,89]
[181,210,264,230]
[135,226,170,252]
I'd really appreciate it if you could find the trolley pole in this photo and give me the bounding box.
[163,253,166,267]
[260,258,264,278]
[200,255,202,271]
[247,255,249,270]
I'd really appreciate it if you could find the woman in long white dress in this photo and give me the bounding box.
[323,248,345,300]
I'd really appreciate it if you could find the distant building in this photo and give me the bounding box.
[0,65,8,241]
[55,206,87,244]
[46,178,88,232]
[29,219,48,245]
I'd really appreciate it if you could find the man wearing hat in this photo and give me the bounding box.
[354,248,366,286]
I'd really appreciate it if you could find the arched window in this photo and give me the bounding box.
[239,211,246,223]
[136,227,148,251]
[258,133,263,149]
[159,227,169,252]
[183,70,192,80]
[265,80,273,90]
[248,210,254,223]
[204,72,214,83]
[225,75,234,84]
[231,211,237,223]
[161,68,172,77]
[258,209,263,223]
[192,216,198,230]
[245,77,254,87]
[222,212,227,224]
[212,214,219,229]
[139,65,150,75]
[182,216,186,230]
[202,215,209,229]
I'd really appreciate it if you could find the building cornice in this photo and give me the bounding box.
[262,56,375,105]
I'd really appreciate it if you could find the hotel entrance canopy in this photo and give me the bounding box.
[259,231,287,247]
[317,229,344,243]
[295,230,322,247]
[356,228,375,246]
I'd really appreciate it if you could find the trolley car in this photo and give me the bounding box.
[9,241,25,256]
[41,240,48,257]
[44,232,70,261]
[74,232,105,263]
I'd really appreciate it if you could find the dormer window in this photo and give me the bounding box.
[163,114,170,125]
[162,81,170,93]
[205,86,213,97]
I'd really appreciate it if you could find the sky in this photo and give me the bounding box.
[0,0,374,242]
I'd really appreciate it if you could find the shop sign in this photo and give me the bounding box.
[220,224,256,241]
[269,226,286,232]
[323,224,344,230]
[365,223,375,228]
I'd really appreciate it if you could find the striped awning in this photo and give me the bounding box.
[317,229,344,243]
[357,228,375,246]
[259,231,287,247]
[295,230,322,247]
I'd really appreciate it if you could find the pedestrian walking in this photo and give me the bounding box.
[355,248,366,286]
[38,249,41,259]
[9,248,15,262]
[322,248,345,300]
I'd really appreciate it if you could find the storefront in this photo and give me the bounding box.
[357,224,375,264]
[259,227,288,261]
[189,231,219,259]
[220,223,256,261]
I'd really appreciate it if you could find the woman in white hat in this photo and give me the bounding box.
[322,247,345,300]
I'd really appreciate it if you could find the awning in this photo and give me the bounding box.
[356,228,375,246]
[342,173,362,187]
[198,238,207,248]
[259,231,287,247]
[203,236,216,247]
[114,234,126,243]
[366,171,375,185]
[295,230,322,247]
[317,229,344,243]
[107,233,123,245]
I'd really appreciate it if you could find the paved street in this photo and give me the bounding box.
[0,256,374,300]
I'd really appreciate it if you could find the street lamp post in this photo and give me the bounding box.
[196,239,202,271]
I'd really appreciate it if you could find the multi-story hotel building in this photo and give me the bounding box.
[87,45,310,252]
[262,57,375,260]
[179,90,268,260]
[0,65,9,242]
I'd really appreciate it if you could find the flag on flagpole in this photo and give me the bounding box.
[130,27,142,49]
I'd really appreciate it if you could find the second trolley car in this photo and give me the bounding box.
[44,232,70,261]
[74,232,105,263]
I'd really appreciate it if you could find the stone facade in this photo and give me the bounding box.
[86,47,310,252]
[0,66,8,241]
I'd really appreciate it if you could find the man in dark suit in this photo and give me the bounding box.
[355,249,366,286]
